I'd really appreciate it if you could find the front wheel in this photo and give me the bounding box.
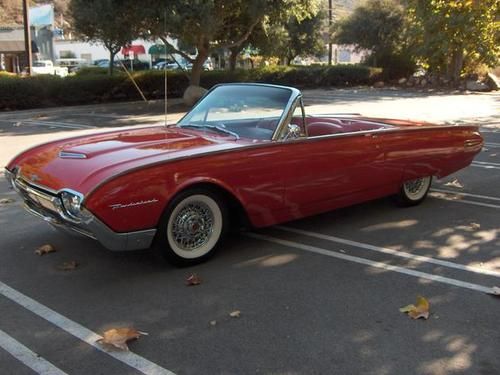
[155,189,227,266]
[395,176,432,206]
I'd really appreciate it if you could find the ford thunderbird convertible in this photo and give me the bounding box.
[5,83,483,265]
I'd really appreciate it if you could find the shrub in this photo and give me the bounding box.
[0,64,382,110]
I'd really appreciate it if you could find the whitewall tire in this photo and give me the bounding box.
[156,189,227,266]
[396,176,432,206]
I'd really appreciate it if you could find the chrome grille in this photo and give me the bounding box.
[14,177,59,214]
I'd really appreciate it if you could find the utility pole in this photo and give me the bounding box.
[328,0,332,65]
[22,0,32,75]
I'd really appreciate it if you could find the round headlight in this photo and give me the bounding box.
[60,191,81,217]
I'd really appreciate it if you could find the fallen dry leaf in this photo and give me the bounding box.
[400,296,430,320]
[186,273,201,286]
[488,287,500,297]
[96,328,148,351]
[444,178,464,188]
[57,261,79,271]
[35,244,56,256]
[469,222,481,230]
[229,310,241,318]
[0,198,15,205]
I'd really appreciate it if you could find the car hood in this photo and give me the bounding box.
[7,126,245,194]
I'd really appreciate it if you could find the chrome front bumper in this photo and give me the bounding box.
[4,169,156,251]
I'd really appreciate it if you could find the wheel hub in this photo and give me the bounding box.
[171,202,214,251]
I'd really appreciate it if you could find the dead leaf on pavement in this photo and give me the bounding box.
[0,198,15,205]
[186,273,201,286]
[488,287,500,297]
[469,222,481,230]
[229,310,241,318]
[400,296,430,320]
[96,328,148,351]
[35,244,56,256]
[444,178,464,188]
[57,261,79,271]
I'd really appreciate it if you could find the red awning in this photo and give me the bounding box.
[121,45,146,55]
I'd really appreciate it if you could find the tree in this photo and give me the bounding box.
[333,0,406,66]
[262,11,326,65]
[69,0,140,75]
[406,0,500,82]
[139,0,320,86]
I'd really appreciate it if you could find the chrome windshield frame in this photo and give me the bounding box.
[175,83,302,142]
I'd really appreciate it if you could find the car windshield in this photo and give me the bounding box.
[178,85,293,140]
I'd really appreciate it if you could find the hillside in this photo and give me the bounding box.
[329,0,363,18]
[0,0,69,27]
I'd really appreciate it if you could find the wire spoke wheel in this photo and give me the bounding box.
[164,192,225,263]
[171,201,214,251]
[398,176,432,206]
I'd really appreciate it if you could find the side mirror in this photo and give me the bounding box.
[284,124,301,140]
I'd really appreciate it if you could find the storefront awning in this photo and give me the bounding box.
[121,45,146,55]
[148,44,176,55]
[0,29,39,53]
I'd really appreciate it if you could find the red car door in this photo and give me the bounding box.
[279,133,388,219]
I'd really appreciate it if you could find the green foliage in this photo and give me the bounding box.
[364,53,416,80]
[74,67,113,76]
[406,0,500,81]
[256,9,327,64]
[0,65,380,110]
[333,0,411,78]
[69,0,141,75]
[334,0,405,57]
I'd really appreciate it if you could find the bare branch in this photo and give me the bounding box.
[214,16,263,49]
[159,37,194,63]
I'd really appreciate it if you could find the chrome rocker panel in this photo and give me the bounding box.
[5,169,156,251]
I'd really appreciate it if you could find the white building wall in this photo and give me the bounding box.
[53,39,171,64]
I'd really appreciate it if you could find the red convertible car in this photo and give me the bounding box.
[5,84,483,265]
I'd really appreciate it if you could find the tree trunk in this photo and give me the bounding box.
[451,50,464,84]
[109,50,115,76]
[229,46,240,71]
[190,47,208,86]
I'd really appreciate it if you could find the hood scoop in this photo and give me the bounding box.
[59,151,87,159]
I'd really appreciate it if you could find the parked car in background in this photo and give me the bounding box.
[92,59,109,66]
[31,60,68,77]
[153,60,192,71]
[56,58,89,74]
[4,83,483,266]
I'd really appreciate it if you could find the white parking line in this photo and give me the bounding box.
[0,329,68,375]
[472,160,500,167]
[471,163,500,170]
[21,120,95,130]
[0,282,176,375]
[277,226,500,278]
[431,188,500,202]
[429,192,500,209]
[246,233,495,294]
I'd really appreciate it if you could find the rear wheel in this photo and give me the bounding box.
[155,189,227,266]
[395,176,432,206]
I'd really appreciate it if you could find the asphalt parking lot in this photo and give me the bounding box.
[0,89,499,374]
